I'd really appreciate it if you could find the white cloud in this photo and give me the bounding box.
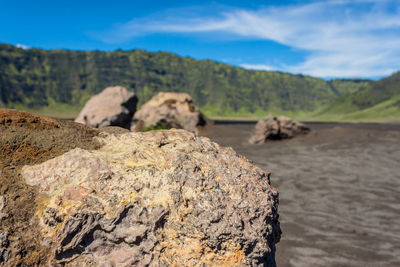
[16,43,30,50]
[97,0,400,78]
[239,64,275,71]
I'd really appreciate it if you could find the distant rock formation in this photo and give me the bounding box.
[249,115,310,144]
[75,86,137,129]
[133,92,211,132]
[0,109,281,266]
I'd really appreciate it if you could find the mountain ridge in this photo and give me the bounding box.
[1,43,396,121]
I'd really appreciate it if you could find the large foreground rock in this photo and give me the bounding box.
[75,86,138,129]
[1,109,280,266]
[249,115,310,144]
[133,92,211,132]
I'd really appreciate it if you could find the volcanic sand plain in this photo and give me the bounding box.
[201,121,400,267]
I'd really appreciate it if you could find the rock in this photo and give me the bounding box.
[0,196,4,211]
[1,109,281,266]
[0,108,101,266]
[0,196,7,221]
[0,231,9,248]
[0,248,10,264]
[249,115,310,144]
[75,86,138,129]
[133,92,211,132]
[0,231,10,264]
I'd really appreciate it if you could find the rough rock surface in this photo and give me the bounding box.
[133,92,211,132]
[0,108,100,266]
[1,109,280,266]
[75,86,138,129]
[249,115,310,144]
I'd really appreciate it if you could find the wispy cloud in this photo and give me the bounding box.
[96,0,400,78]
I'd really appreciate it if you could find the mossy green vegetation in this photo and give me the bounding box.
[0,43,398,122]
[141,124,170,132]
[313,72,400,122]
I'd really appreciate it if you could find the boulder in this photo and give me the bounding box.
[0,109,281,266]
[75,86,137,129]
[249,115,310,144]
[133,92,211,132]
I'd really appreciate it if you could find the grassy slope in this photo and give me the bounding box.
[312,72,400,122]
[309,95,400,122]
[0,44,367,119]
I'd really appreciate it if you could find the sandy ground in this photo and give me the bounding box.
[200,122,400,267]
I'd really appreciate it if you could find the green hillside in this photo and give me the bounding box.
[0,43,367,119]
[314,72,400,122]
[327,79,370,96]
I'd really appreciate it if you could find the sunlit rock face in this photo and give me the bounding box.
[75,86,138,129]
[133,92,211,133]
[1,109,280,266]
[249,115,310,144]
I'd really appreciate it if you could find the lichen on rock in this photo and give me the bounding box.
[133,92,211,133]
[1,109,280,266]
[22,129,280,266]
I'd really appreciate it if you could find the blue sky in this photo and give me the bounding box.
[1,0,399,79]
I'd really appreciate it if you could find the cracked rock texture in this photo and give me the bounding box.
[75,86,138,129]
[1,109,280,266]
[249,115,310,144]
[133,92,211,132]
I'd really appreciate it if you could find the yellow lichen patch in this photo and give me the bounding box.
[159,235,245,267]
[217,248,245,266]
[158,236,204,266]
[59,198,72,210]
[121,191,138,206]
[200,245,245,266]
[128,191,137,201]
[120,200,129,206]
[35,193,51,218]
[124,157,156,169]
[123,149,167,170]
[149,191,172,208]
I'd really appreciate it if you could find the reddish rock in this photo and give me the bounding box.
[1,109,281,266]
